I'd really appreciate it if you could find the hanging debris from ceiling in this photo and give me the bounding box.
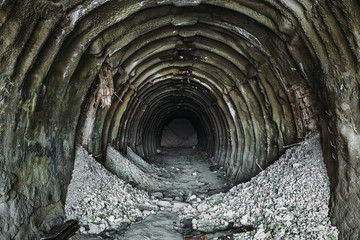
[98,56,114,108]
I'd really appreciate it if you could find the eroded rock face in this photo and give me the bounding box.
[0,0,359,239]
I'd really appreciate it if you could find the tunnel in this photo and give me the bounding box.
[0,0,359,239]
[74,3,302,185]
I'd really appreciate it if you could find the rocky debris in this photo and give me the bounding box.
[66,146,228,236]
[150,192,164,199]
[136,203,159,212]
[67,135,338,239]
[65,146,154,234]
[173,202,190,212]
[157,200,173,208]
[179,134,339,239]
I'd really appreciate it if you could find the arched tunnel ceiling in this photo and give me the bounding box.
[0,0,359,239]
[75,3,302,183]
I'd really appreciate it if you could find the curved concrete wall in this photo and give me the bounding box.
[0,0,359,239]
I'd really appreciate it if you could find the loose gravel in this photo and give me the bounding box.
[179,134,339,239]
[66,134,339,239]
[65,147,154,234]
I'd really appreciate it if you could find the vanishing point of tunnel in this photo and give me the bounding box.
[0,0,359,239]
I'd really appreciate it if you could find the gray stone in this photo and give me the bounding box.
[88,223,106,234]
[173,202,190,212]
[10,194,34,227]
[137,203,159,211]
[0,171,17,196]
[157,200,172,208]
[151,192,164,199]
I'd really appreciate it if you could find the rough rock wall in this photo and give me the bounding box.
[0,0,359,239]
[0,0,84,239]
[320,73,360,239]
[310,3,360,237]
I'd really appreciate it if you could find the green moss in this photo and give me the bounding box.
[94,120,101,141]
[17,154,50,198]
[212,198,223,205]
[327,234,337,240]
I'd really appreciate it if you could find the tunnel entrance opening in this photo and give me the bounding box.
[160,117,198,148]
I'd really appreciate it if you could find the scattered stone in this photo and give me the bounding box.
[292,163,301,168]
[188,195,197,201]
[136,203,159,211]
[173,202,190,212]
[65,146,152,234]
[157,200,172,208]
[178,134,339,239]
[87,223,106,234]
[68,135,338,239]
[174,196,183,201]
[151,192,163,199]
[108,216,114,222]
